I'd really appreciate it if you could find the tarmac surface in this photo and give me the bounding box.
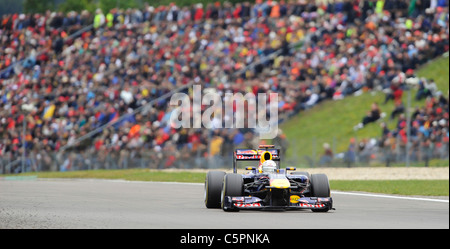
[0,178,448,229]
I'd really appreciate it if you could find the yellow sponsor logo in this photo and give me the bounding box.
[290,195,301,204]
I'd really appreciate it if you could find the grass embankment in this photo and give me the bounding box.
[330,180,448,196]
[4,169,448,196]
[14,169,206,183]
[280,55,449,166]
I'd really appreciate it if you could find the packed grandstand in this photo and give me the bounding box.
[0,0,448,172]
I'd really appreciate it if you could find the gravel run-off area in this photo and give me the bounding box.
[280,167,449,180]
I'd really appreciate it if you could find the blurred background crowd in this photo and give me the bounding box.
[0,0,448,172]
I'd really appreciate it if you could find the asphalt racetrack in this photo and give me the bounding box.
[0,179,448,229]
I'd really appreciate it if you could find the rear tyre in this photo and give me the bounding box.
[204,171,226,208]
[310,174,331,212]
[221,173,243,212]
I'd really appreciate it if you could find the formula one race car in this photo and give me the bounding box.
[204,145,334,212]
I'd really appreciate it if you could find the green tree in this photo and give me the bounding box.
[59,0,96,13]
[99,0,139,12]
[23,0,56,13]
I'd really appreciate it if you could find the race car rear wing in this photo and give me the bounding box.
[233,145,281,173]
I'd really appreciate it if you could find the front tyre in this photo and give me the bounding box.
[310,174,331,212]
[205,171,226,208]
[221,173,243,212]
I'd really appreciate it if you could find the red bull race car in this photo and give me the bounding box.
[204,145,334,212]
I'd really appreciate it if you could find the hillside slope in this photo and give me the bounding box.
[280,55,449,167]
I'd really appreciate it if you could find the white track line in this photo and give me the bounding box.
[331,190,449,203]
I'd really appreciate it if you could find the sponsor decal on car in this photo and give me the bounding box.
[236,155,259,159]
[299,203,325,208]
[290,195,301,203]
[234,203,262,208]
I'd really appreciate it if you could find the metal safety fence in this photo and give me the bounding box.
[1,133,448,174]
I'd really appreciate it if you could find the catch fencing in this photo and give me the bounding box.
[1,133,448,174]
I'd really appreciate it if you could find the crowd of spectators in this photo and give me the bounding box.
[378,88,449,166]
[343,72,448,167]
[0,0,448,172]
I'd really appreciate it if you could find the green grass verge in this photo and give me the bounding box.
[330,180,449,196]
[10,169,206,183]
[4,169,448,196]
[280,55,449,166]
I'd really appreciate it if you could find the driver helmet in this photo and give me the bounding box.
[261,160,277,173]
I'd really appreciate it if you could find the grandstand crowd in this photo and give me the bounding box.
[0,0,448,171]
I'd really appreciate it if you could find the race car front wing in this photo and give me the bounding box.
[222,196,334,211]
